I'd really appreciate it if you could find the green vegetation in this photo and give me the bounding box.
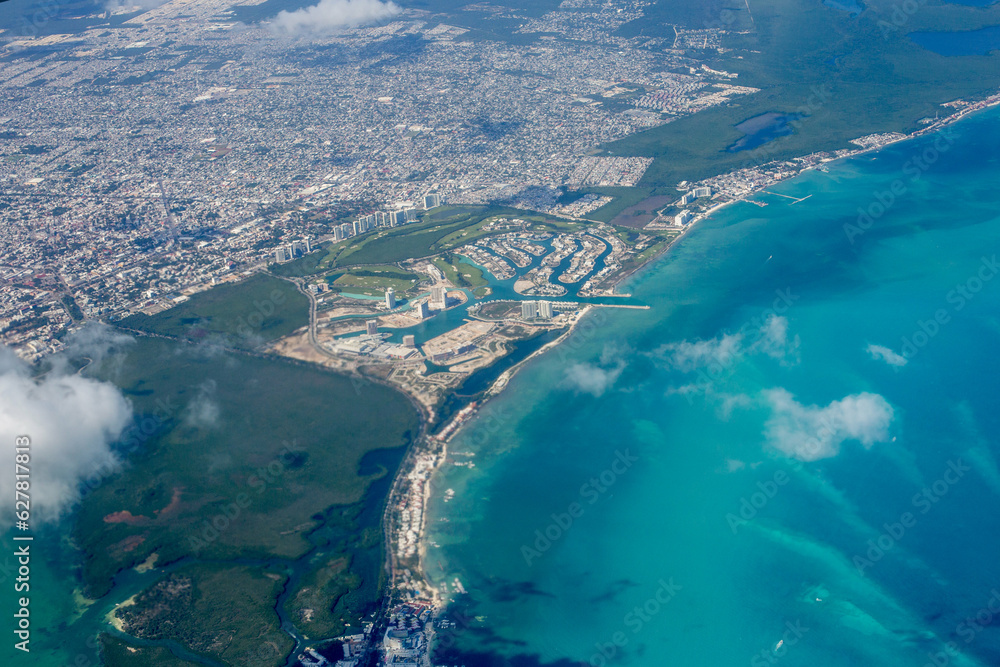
[583,187,654,223]
[635,239,671,263]
[61,294,84,321]
[514,216,587,236]
[477,300,521,320]
[424,205,484,222]
[317,237,354,268]
[346,265,420,280]
[112,564,292,667]
[76,334,421,663]
[287,555,360,638]
[284,524,386,639]
[100,635,201,666]
[332,265,421,296]
[331,207,496,266]
[78,336,420,604]
[120,274,307,348]
[603,0,1000,189]
[434,254,488,289]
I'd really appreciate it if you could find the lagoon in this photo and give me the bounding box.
[909,25,1000,56]
[725,112,804,153]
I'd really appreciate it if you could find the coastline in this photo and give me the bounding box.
[608,87,1000,293]
[386,305,595,585]
[387,88,1000,664]
[482,305,593,399]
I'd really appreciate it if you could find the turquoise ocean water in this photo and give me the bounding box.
[425,108,1000,667]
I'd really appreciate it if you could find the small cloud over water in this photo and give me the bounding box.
[655,315,800,374]
[562,344,628,397]
[866,343,908,368]
[762,388,895,461]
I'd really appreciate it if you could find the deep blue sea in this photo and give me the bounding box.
[425,107,1000,667]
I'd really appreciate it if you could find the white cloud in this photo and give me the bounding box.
[103,0,169,11]
[762,388,895,461]
[717,392,752,420]
[269,0,401,35]
[665,383,703,397]
[183,380,220,429]
[757,315,797,360]
[867,343,908,368]
[564,363,622,396]
[56,322,135,376]
[0,348,132,524]
[725,458,746,472]
[656,315,799,373]
[563,344,627,397]
[662,332,744,373]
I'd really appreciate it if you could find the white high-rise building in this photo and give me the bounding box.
[675,210,694,226]
[521,301,539,319]
[423,193,441,209]
[537,301,553,319]
[275,247,289,263]
[417,301,430,319]
[385,287,396,309]
[366,320,378,335]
